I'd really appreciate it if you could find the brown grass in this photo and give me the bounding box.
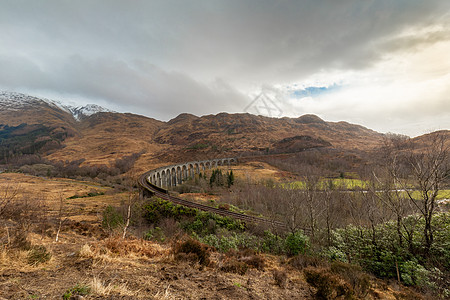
[89,275,138,297]
[273,269,288,288]
[304,266,355,299]
[80,236,167,260]
[173,238,211,266]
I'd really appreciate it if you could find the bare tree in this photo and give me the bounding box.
[283,187,306,233]
[321,179,344,245]
[55,191,65,242]
[122,171,139,239]
[0,184,19,218]
[304,174,321,238]
[389,132,449,253]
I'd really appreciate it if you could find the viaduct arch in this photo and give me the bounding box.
[147,157,237,188]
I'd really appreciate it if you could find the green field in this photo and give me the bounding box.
[284,178,369,190]
[284,179,450,201]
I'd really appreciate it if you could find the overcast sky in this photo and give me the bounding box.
[1,0,449,136]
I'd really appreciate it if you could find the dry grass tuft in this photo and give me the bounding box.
[0,246,45,272]
[79,236,166,262]
[26,245,52,265]
[153,285,175,300]
[89,276,137,296]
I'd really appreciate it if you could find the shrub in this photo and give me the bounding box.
[321,246,347,262]
[173,239,211,266]
[63,284,91,299]
[183,212,245,235]
[399,260,429,287]
[221,258,248,275]
[289,254,326,270]
[330,261,371,298]
[27,245,51,265]
[143,227,165,242]
[241,253,265,270]
[198,231,258,252]
[304,267,354,300]
[143,198,197,224]
[273,269,288,288]
[218,203,230,210]
[285,230,309,256]
[227,248,265,271]
[261,230,284,254]
[102,205,124,231]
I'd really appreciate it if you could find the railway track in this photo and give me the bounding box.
[138,170,286,228]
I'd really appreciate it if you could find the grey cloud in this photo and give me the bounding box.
[380,27,450,54]
[0,0,449,126]
[2,1,448,78]
[0,54,247,119]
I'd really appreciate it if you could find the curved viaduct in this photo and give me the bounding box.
[147,157,237,188]
[138,157,287,228]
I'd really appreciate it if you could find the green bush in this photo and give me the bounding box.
[325,212,450,294]
[399,260,429,287]
[321,246,347,262]
[261,230,284,254]
[285,230,309,256]
[63,284,90,299]
[102,205,124,231]
[198,231,259,252]
[182,211,245,235]
[143,227,165,242]
[143,198,197,224]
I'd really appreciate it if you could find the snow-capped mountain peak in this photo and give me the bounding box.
[0,91,114,120]
[0,91,47,110]
[69,104,114,120]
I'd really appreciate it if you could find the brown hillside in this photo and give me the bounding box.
[47,112,166,171]
[0,97,78,139]
[410,130,450,147]
[0,93,386,170]
[154,113,384,162]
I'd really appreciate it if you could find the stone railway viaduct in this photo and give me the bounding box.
[147,157,237,188]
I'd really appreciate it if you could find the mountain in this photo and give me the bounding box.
[0,92,388,171]
[0,91,113,123]
[155,112,384,160]
[0,91,76,128]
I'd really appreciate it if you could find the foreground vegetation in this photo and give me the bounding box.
[128,133,449,298]
[0,131,448,298]
[105,193,449,298]
[2,174,414,299]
